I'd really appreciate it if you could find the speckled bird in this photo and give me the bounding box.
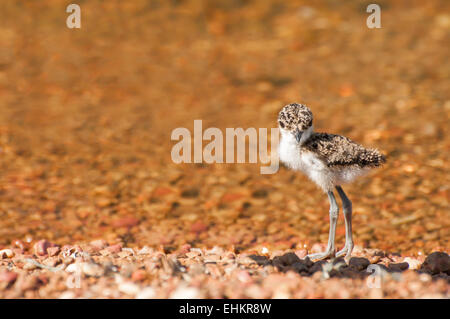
[278,103,386,262]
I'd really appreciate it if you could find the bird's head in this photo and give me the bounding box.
[278,103,314,144]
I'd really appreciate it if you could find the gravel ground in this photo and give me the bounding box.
[0,242,449,298]
[0,1,449,298]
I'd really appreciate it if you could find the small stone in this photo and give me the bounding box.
[90,239,108,251]
[59,291,76,299]
[0,271,18,285]
[136,287,156,299]
[349,257,370,271]
[273,252,301,270]
[12,240,26,251]
[403,257,421,270]
[369,255,381,264]
[292,261,309,272]
[186,251,201,258]
[190,221,208,234]
[118,251,133,258]
[170,285,201,299]
[62,257,74,265]
[19,276,40,291]
[34,240,53,256]
[112,216,140,228]
[188,263,205,276]
[118,282,140,296]
[0,249,14,259]
[388,262,409,272]
[131,269,146,282]
[421,252,450,274]
[106,244,123,254]
[47,246,60,257]
[42,257,59,268]
[236,270,252,283]
[137,246,153,255]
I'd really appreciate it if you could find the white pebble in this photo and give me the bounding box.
[59,291,76,299]
[118,282,140,296]
[170,286,200,299]
[403,257,421,270]
[137,246,152,255]
[136,287,156,299]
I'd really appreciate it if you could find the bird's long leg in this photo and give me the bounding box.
[306,191,339,261]
[335,185,354,262]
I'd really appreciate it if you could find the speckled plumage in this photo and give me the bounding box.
[278,103,313,131]
[278,103,386,192]
[303,132,386,168]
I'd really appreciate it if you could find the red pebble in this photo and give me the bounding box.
[90,239,108,250]
[112,216,140,228]
[131,269,147,282]
[47,246,60,257]
[178,244,192,254]
[34,240,53,256]
[191,221,208,234]
[106,244,123,253]
[0,271,18,285]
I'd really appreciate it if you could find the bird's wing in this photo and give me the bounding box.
[303,133,386,167]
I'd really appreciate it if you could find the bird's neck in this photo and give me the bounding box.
[300,125,314,145]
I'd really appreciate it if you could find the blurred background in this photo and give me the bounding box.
[0,0,448,255]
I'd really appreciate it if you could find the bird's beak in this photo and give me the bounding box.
[294,129,302,143]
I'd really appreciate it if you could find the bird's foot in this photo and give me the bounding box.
[335,243,354,263]
[306,249,335,262]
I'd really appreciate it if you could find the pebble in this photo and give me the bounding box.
[188,263,205,276]
[136,287,156,299]
[388,262,409,272]
[118,251,133,258]
[90,239,108,251]
[43,257,59,267]
[421,252,450,274]
[403,257,421,270]
[112,216,140,228]
[0,249,14,259]
[131,269,146,282]
[118,282,140,296]
[0,271,18,285]
[34,240,53,256]
[106,244,123,254]
[59,291,76,299]
[47,246,60,257]
[273,252,301,268]
[170,285,201,299]
[137,246,153,255]
[236,270,252,283]
[369,255,381,264]
[186,251,201,258]
[190,221,208,234]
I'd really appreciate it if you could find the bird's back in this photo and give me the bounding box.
[302,132,386,168]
